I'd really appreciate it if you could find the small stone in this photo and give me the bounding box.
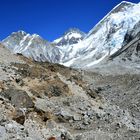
[46,120,56,129]
[48,137,56,140]
[12,109,25,125]
[59,110,73,121]
[83,115,90,125]
[84,115,89,119]
[132,121,136,126]
[96,113,101,119]
[15,78,24,86]
[99,106,103,110]
[83,120,89,125]
[87,110,94,117]
[69,119,73,123]
[73,115,82,121]
[0,126,6,137]
[60,132,73,140]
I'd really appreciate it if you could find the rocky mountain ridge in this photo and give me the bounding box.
[2,28,85,64]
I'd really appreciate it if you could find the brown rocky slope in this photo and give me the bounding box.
[0,43,140,140]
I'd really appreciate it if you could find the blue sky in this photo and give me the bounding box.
[0,0,139,41]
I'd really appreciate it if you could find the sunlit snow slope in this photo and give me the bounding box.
[63,1,140,68]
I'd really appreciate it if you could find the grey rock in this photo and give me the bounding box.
[1,89,34,109]
[73,114,82,121]
[0,126,6,138]
[59,110,73,121]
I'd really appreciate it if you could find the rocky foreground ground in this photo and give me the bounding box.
[0,44,140,140]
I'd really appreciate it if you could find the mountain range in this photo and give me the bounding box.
[2,1,140,70]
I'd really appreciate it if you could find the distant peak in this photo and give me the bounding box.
[64,28,86,36]
[17,30,27,35]
[115,1,136,10]
[120,1,135,5]
[11,31,41,39]
[66,28,81,32]
[32,34,40,38]
[111,1,136,14]
[17,30,26,33]
[11,30,27,37]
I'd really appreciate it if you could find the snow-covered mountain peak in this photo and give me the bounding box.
[9,31,43,41]
[32,34,39,37]
[16,30,27,34]
[51,28,86,63]
[111,1,135,13]
[53,28,86,46]
[64,28,86,36]
[11,30,27,37]
[62,1,140,68]
[87,1,136,38]
[2,31,62,62]
[119,1,136,5]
